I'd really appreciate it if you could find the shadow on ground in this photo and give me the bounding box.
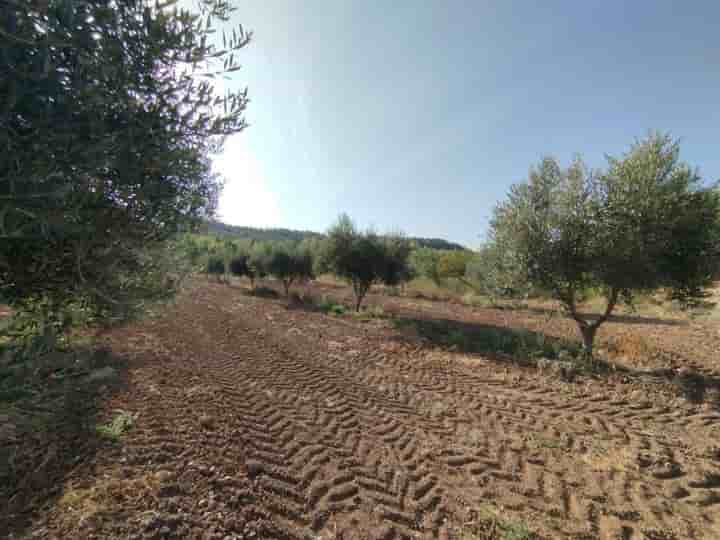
[389,314,720,407]
[391,315,580,365]
[523,306,686,327]
[0,345,129,538]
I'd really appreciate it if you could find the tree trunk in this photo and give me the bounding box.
[579,324,598,356]
[355,295,363,312]
[569,288,619,358]
[283,280,290,297]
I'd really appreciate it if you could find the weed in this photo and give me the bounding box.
[500,521,534,540]
[96,410,137,442]
[315,295,348,316]
[351,305,385,320]
[531,435,562,449]
[327,303,347,316]
[453,504,536,539]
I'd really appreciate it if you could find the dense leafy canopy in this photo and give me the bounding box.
[484,133,720,353]
[262,243,314,297]
[324,214,411,311]
[1,0,249,325]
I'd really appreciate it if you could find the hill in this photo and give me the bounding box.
[203,221,467,251]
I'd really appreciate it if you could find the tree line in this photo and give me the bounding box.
[204,221,468,251]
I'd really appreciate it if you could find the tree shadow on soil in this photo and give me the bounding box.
[524,306,685,326]
[390,314,720,407]
[0,346,129,538]
[391,315,584,366]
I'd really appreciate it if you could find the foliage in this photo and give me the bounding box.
[317,296,347,316]
[380,233,414,286]
[206,221,324,243]
[466,242,530,298]
[0,0,250,338]
[485,132,720,354]
[206,256,225,280]
[96,410,137,442]
[436,250,474,280]
[263,243,315,297]
[229,254,250,279]
[324,214,411,311]
[409,248,476,291]
[205,220,466,251]
[409,248,441,283]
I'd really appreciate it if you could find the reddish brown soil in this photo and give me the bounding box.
[7,282,720,539]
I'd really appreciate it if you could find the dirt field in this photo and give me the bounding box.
[5,281,720,539]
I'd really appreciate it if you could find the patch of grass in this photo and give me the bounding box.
[315,295,348,316]
[350,305,385,320]
[453,505,536,539]
[96,409,137,442]
[530,435,563,450]
[499,521,534,540]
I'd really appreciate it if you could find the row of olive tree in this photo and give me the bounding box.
[479,133,720,355]
[228,243,314,296]
[187,215,414,310]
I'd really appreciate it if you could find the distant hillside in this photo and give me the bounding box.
[203,221,467,251]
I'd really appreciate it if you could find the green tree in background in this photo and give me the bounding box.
[485,133,720,355]
[0,0,250,333]
[206,256,226,282]
[264,243,315,297]
[325,214,411,311]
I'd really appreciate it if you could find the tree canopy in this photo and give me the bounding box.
[324,215,411,311]
[1,0,249,328]
[484,133,720,354]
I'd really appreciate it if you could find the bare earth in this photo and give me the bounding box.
[7,282,720,539]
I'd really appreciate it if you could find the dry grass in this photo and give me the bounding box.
[57,469,168,527]
[582,445,635,473]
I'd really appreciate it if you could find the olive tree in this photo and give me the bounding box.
[325,215,411,311]
[206,256,226,282]
[229,254,250,281]
[265,244,315,297]
[408,247,441,284]
[487,133,720,355]
[0,0,250,331]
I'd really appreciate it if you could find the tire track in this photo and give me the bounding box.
[133,286,720,539]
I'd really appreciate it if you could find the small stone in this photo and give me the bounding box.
[199,414,214,428]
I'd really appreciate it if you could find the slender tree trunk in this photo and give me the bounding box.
[353,281,366,312]
[567,288,619,357]
[579,324,598,356]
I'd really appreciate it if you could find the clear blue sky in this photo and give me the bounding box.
[209,0,719,248]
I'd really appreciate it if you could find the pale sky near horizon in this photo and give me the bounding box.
[200,1,719,248]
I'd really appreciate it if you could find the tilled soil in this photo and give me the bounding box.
[13,283,720,539]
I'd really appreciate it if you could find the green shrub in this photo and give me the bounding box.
[206,256,226,281]
[96,410,137,442]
